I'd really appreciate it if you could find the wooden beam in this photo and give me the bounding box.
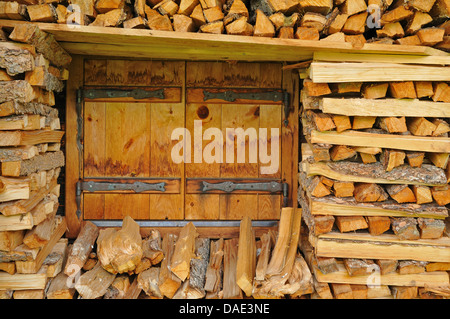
[309,62,450,83]
[309,130,450,153]
[313,51,450,65]
[301,161,448,186]
[0,20,447,62]
[319,98,450,118]
[314,262,449,287]
[313,231,450,262]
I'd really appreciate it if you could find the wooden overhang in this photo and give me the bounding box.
[0,19,449,62]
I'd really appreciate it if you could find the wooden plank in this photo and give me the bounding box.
[306,195,448,219]
[315,262,449,287]
[309,130,450,153]
[309,62,450,83]
[301,161,448,186]
[314,231,450,263]
[0,130,64,147]
[0,21,447,63]
[319,98,450,118]
[0,271,46,290]
[313,51,450,66]
[65,55,83,238]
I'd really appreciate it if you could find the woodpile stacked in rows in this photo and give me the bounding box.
[0,0,448,51]
[297,52,450,298]
[0,27,68,298]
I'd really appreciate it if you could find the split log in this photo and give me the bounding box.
[307,176,332,198]
[8,24,71,68]
[362,83,389,99]
[255,231,272,281]
[342,12,368,34]
[389,81,417,99]
[391,217,420,240]
[0,80,35,104]
[431,185,450,205]
[335,216,368,233]
[225,16,254,35]
[305,110,336,132]
[397,260,428,274]
[353,183,389,203]
[27,4,56,22]
[432,82,450,103]
[392,286,418,299]
[97,215,143,274]
[380,149,405,172]
[428,152,449,169]
[141,229,164,265]
[204,238,224,298]
[146,7,174,31]
[22,210,56,249]
[333,181,354,198]
[411,185,433,204]
[312,215,335,235]
[385,184,416,203]
[416,27,445,46]
[415,81,435,99]
[188,237,210,297]
[417,218,445,239]
[378,117,407,133]
[340,0,367,16]
[173,14,196,32]
[406,152,425,168]
[330,145,357,161]
[265,207,294,277]
[253,9,275,37]
[352,116,376,130]
[343,259,377,276]
[46,272,75,299]
[89,8,126,27]
[222,238,242,299]
[138,267,162,298]
[236,216,255,297]
[331,115,352,133]
[75,262,116,299]
[1,151,64,177]
[171,222,198,281]
[376,259,398,275]
[64,221,99,277]
[0,42,35,76]
[159,233,181,298]
[303,79,331,97]
[431,119,450,137]
[366,216,391,236]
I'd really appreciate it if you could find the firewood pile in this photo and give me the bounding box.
[0,212,317,299]
[0,0,448,51]
[0,31,68,298]
[297,52,450,299]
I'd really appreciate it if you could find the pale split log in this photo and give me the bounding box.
[75,262,116,299]
[171,221,198,281]
[236,216,256,297]
[159,233,181,298]
[97,215,143,274]
[222,237,242,299]
[204,238,223,297]
[138,267,163,298]
[141,229,164,265]
[64,221,99,277]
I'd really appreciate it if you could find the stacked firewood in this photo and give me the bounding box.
[297,53,450,299]
[0,30,68,298]
[0,0,448,51]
